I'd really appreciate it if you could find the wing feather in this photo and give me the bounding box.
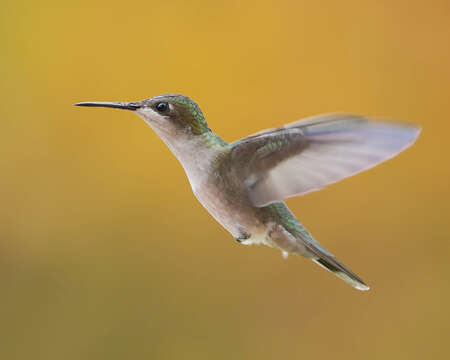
[230,114,420,207]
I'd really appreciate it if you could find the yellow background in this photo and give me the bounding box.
[1,0,449,359]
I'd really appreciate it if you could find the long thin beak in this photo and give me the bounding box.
[74,101,141,110]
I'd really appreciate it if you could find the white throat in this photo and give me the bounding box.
[135,108,225,187]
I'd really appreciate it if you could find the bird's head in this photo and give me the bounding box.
[75,94,210,136]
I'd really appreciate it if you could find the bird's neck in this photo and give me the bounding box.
[152,125,228,178]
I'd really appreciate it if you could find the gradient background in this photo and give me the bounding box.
[1,1,449,359]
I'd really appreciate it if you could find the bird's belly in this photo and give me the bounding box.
[193,184,267,242]
[193,182,312,255]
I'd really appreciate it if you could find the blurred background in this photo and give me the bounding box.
[1,0,449,359]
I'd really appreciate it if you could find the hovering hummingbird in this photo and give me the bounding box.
[76,94,420,291]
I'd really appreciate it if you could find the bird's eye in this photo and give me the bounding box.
[155,102,169,113]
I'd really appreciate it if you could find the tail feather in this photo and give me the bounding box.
[272,203,370,291]
[291,226,370,291]
[313,257,369,291]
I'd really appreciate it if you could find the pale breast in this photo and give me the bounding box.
[161,131,268,241]
[193,173,269,243]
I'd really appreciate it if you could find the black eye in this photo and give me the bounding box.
[155,102,169,113]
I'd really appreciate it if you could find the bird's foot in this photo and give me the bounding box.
[235,230,251,244]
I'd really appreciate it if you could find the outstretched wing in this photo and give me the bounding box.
[230,114,420,207]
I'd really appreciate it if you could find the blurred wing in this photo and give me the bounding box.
[230,114,420,207]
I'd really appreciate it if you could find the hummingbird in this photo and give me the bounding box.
[75,94,420,291]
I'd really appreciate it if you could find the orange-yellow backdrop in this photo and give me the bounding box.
[1,1,449,359]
